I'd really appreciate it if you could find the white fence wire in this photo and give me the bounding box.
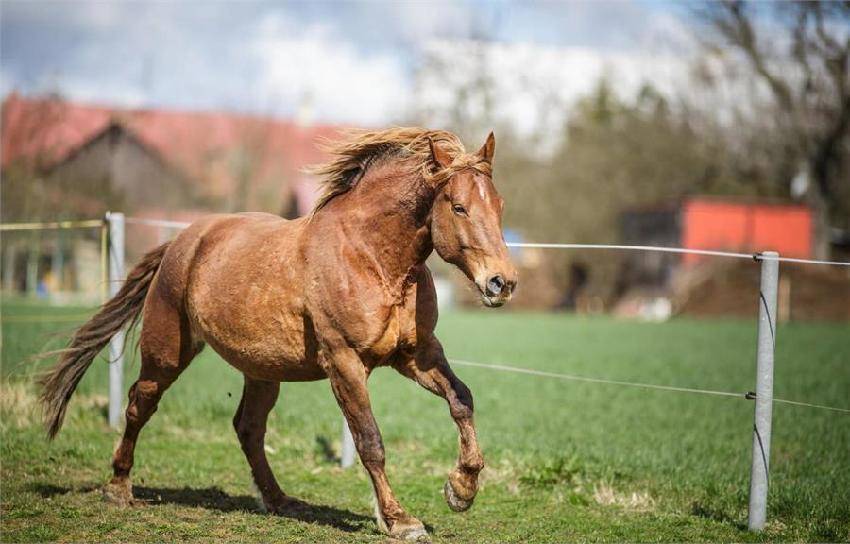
[101,215,850,415]
[3,214,847,414]
[509,242,850,267]
[3,213,849,532]
[88,219,850,267]
[124,217,192,230]
[112,214,848,531]
[448,359,850,414]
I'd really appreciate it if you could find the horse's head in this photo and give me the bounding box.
[429,132,517,307]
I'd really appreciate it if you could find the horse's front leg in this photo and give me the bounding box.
[395,335,484,512]
[320,343,427,541]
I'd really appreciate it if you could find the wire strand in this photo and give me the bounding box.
[448,359,850,415]
[448,359,744,398]
[0,219,104,231]
[507,242,850,267]
[760,255,850,267]
[772,397,850,414]
[4,217,848,266]
[118,217,850,267]
[507,242,756,260]
[124,217,191,229]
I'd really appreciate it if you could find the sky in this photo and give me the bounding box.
[1,1,696,131]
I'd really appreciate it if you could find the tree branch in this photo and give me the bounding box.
[713,1,796,111]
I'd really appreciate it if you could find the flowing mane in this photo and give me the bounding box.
[306,127,491,212]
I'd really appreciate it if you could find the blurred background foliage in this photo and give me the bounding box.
[2,0,848,312]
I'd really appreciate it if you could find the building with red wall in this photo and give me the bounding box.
[614,197,845,321]
[681,197,813,263]
[618,196,814,296]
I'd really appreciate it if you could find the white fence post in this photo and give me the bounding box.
[106,212,126,429]
[748,251,778,531]
[341,418,356,468]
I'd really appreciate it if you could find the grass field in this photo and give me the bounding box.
[2,297,849,542]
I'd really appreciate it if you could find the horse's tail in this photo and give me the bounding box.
[39,242,171,439]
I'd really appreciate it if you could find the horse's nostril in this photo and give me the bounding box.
[486,275,505,297]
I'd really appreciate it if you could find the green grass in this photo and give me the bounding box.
[2,297,849,542]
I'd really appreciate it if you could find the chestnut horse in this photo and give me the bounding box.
[39,127,517,540]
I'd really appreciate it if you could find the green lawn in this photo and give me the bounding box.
[2,298,849,542]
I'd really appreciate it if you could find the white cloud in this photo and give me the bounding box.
[417,40,691,138]
[0,66,14,97]
[383,1,474,43]
[2,1,700,130]
[247,13,410,125]
[58,77,148,108]
[3,3,413,125]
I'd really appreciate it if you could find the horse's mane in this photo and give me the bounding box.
[306,127,490,213]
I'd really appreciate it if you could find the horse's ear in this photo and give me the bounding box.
[476,131,495,164]
[429,137,453,169]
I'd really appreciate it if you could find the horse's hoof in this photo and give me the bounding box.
[389,519,429,542]
[102,478,133,507]
[443,480,473,512]
[397,526,429,542]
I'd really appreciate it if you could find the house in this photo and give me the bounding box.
[2,93,341,218]
[1,93,342,299]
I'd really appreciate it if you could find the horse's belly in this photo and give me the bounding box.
[204,330,325,382]
[190,295,324,382]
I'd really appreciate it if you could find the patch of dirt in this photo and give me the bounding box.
[593,483,654,512]
[674,260,850,322]
[0,381,107,429]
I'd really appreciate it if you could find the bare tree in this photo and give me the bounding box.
[700,1,850,257]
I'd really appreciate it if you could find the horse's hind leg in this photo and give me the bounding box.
[103,290,200,505]
[232,377,291,513]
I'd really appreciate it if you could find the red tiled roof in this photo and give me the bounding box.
[1,93,342,200]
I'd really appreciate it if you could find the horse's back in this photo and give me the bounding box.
[154,212,295,293]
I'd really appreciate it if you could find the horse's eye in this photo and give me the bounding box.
[452,204,467,215]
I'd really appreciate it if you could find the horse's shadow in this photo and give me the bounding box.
[30,482,374,533]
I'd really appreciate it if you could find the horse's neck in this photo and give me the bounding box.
[329,165,434,286]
